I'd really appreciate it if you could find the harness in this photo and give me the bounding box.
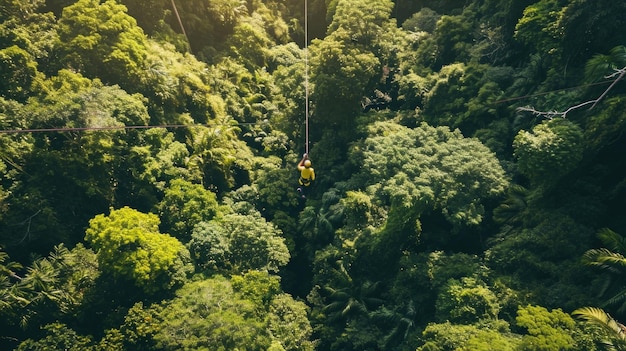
[299,176,312,186]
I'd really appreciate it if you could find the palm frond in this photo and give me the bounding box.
[585,54,614,82]
[370,305,398,323]
[609,46,626,68]
[493,184,528,225]
[48,244,70,268]
[573,306,626,351]
[583,248,626,272]
[605,288,626,314]
[598,228,626,255]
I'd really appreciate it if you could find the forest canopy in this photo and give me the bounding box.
[2,0,626,350]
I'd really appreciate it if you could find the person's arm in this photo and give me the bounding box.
[298,153,309,169]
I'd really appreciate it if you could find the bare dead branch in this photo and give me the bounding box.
[517,66,626,118]
[591,68,626,109]
[14,210,42,244]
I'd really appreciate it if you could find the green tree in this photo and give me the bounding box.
[116,301,162,351]
[390,251,488,309]
[570,46,626,166]
[516,305,578,351]
[369,301,418,350]
[0,0,57,72]
[187,118,254,194]
[417,320,519,351]
[4,71,151,252]
[0,0,45,22]
[432,14,474,67]
[0,248,25,328]
[359,121,508,227]
[435,277,500,324]
[39,244,99,320]
[26,69,150,130]
[558,0,626,66]
[226,20,272,71]
[17,323,95,351]
[56,0,148,89]
[252,156,301,215]
[350,120,508,280]
[513,0,565,57]
[402,7,440,33]
[155,0,249,54]
[422,62,509,136]
[206,0,248,32]
[486,210,596,311]
[583,96,626,154]
[307,245,385,350]
[123,127,192,209]
[269,51,307,144]
[326,0,395,48]
[493,184,529,229]
[231,270,281,310]
[267,293,315,351]
[157,178,220,241]
[188,211,290,274]
[0,97,32,227]
[310,38,379,133]
[85,207,192,294]
[513,118,584,187]
[119,0,168,35]
[153,276,271,350]
[139,40,219,121]
[0,45,42,102]
[308,0,400,147]
[0,244,99,346]
[321,269,383,323]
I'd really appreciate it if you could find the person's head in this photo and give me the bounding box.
[304,160,311,168]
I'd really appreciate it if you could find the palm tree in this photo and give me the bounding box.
[573,307,626,351]
[576,229,626,350]
[0,250,23,316]
[321,260,384,322]
[493,184,529,227]
[299,205,334,242]
[0,248,69,328]
[585,46,626,83]
[0,250,22,281]
[370,300,417,349]
[583,45,626,111]
[583,228,626,313]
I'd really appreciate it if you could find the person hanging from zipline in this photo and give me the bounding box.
[297,153,315,199]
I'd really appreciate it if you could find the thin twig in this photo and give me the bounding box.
[14,210,41,244]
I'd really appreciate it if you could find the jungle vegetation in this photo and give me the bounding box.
[1,0,626,350]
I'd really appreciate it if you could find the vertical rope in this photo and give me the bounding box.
[304,0,310,155]
[171,0,191,53]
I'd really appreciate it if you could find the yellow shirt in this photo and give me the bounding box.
[298,166,315,185]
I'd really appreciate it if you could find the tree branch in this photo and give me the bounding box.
[14,210,41,244]
[517,66,626,118]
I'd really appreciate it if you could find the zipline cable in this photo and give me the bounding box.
[304,0,310,155]
[3,77,618,135]
[0,122,260,134]
[492,79,615,104]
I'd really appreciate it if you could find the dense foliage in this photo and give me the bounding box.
[2,0,626,349]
